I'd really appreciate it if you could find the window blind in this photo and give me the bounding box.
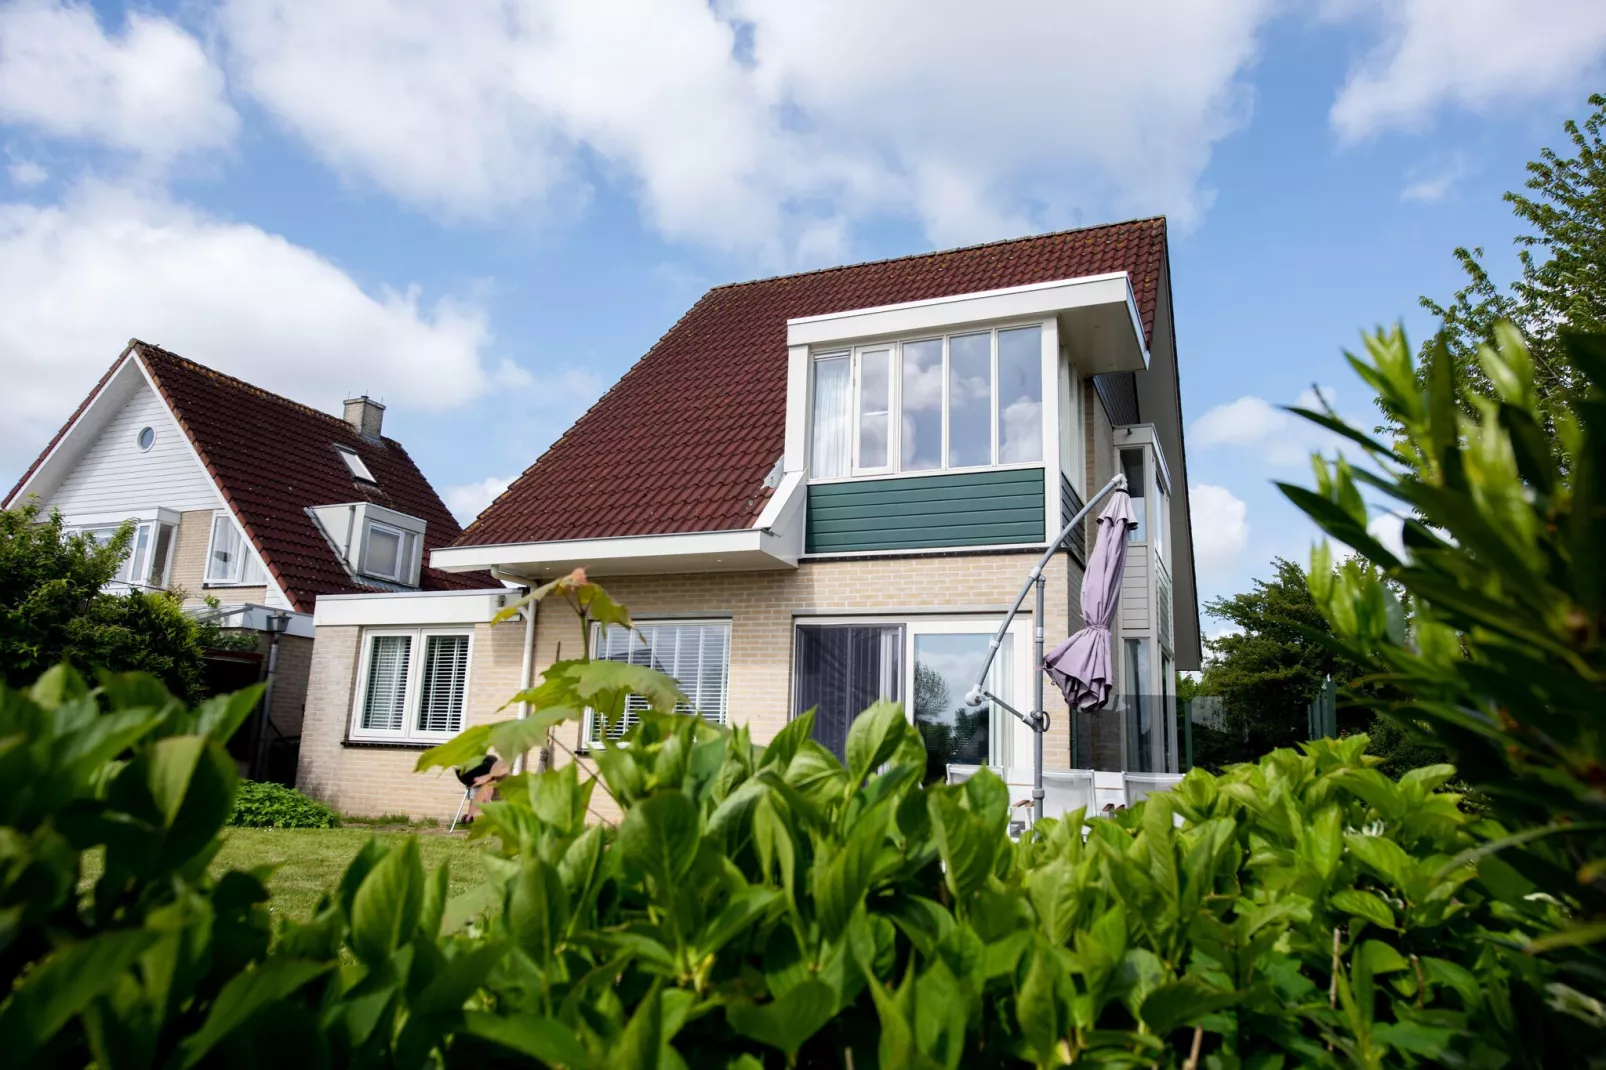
[591,622,730,742]
[362,634,412,732]
[417,634,469,735]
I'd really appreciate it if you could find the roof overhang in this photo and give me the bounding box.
[313,588,516,627]
[786,271,1149,374]
[431,469,805,579]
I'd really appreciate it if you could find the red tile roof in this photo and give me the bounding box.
[459,218,1168,547]
[7,341,490,612]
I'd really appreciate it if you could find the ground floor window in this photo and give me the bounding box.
[793,618,1019,782]
[350,629,472,743]
[588,620,730,745]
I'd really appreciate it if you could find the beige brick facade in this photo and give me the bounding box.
[297,550,1087,821]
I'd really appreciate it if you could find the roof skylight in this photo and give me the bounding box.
[336,446,376,483]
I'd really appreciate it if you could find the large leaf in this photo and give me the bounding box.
[845,701,908,787]
[462,1011,589,1068]
[618,791,699,892]
[350,837,424,966]
[726,980,836,1059]
[1139,978,1244,1037]
[0,929,156,1057]
[175,957,333,1068]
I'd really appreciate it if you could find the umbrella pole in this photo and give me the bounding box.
[1033,573,1046,825]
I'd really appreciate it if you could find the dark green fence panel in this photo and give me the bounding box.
[806,467,1046,553]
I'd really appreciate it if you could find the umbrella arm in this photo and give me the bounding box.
[978,688,1046,733]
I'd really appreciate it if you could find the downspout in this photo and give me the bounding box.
[492,569,539,774]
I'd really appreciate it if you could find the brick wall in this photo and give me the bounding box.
[299,551,1093,821]
[297,617,529,819]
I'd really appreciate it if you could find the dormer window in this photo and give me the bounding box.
[361,520,417,583]
[810,323,1045,480]
[336,446,376,483]
[309,502,427,588]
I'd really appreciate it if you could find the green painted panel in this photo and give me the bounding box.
[806,468,1045,553]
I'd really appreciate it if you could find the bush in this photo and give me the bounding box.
[1280,324,1606,976]
[0,502,214,700]
[229,781,339,829]
[3,569,1602,1066]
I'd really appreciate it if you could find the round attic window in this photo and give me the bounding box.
[136,426,155,452]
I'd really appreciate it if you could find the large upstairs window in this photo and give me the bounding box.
[811,323,1044,480]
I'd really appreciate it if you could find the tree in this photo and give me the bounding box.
[1419,93,1606,429]
[0,502,214,701]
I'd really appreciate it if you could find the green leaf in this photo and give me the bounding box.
[845,700,908,787]
[1331,889,1396,931]
[928,787,995,900]
[175,957,333,1068]
[761,709,815,769]
[1344,831,1412,888]
[610,985,664,1070]
[462,1010,589,1068]
[726,979,836,1059]
[618,791,699,891]
[146,736,207,827]
[1028,860,1080,945]
[0,929,156,1057]
[508,856,569,962]
[413,721,493,773]
[815,803,890,940]
[1015,940,1062,1063]
[694,886,778,959]
[412,943,507,1015]
[1139,978,1244,1037]
[350,837,423,965]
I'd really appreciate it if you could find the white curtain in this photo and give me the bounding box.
[812,356,851,478]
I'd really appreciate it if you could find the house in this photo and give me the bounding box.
[3,340,484,777]
[299,219,1202,820]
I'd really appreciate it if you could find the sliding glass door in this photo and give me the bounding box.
[793,624,904,761]
[793,618,1022,783]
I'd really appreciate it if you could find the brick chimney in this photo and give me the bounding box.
[343,395,385,440]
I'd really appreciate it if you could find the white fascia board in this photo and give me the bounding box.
[429,526,799,576]
[5,350,143,508]
[313,587,514,627]
[786,272,1142,350]
[71,506,185,528]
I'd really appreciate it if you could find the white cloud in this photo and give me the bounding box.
[0,0,237,166]
[217,0,1274,253]
[1190,483,1250,577]
[1328,0,1606,140]
[1189,385,1339,466]
[7,157,44,186]
[0,182,501,480]
[444,475,513,526]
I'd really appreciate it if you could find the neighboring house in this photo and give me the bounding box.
[4,340,484,776]
[300,219,1203,820]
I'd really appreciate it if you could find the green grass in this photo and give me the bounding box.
[83,828,495,924]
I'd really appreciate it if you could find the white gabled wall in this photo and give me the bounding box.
[45,379,221,517]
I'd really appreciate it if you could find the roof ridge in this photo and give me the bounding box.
[707,216,1166,293]
[132,339,376,440]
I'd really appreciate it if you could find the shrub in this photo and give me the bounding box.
[1280,324,1606,976]
[0,502,214,700]
[1,585,1599,1066]
[229,781,340,829]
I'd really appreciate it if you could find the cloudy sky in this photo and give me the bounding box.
[2,0,1604,617]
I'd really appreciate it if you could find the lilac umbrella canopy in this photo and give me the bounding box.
[1044,490,1139,711]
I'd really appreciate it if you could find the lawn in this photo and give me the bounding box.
[84,828,496,923]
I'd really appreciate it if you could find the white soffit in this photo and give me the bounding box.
[313,588,514,627]
[429,527,799,578]
[786,272,1149,375]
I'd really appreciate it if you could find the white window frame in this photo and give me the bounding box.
[584,618,732,747]
[360,519,415,583]
[810,318,1049,484]
[336,445,377,483]
[793,614,1032,770]
[348,627,475,744]
[74,519,176,591]
[204,511,267,587]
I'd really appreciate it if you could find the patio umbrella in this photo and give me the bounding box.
[1044,490,1138,711]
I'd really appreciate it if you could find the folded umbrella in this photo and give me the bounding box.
[1044,490,1139,711]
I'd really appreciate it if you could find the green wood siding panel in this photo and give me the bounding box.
[806,467,1045,553]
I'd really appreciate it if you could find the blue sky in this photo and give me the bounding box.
[2,1,1604,626]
